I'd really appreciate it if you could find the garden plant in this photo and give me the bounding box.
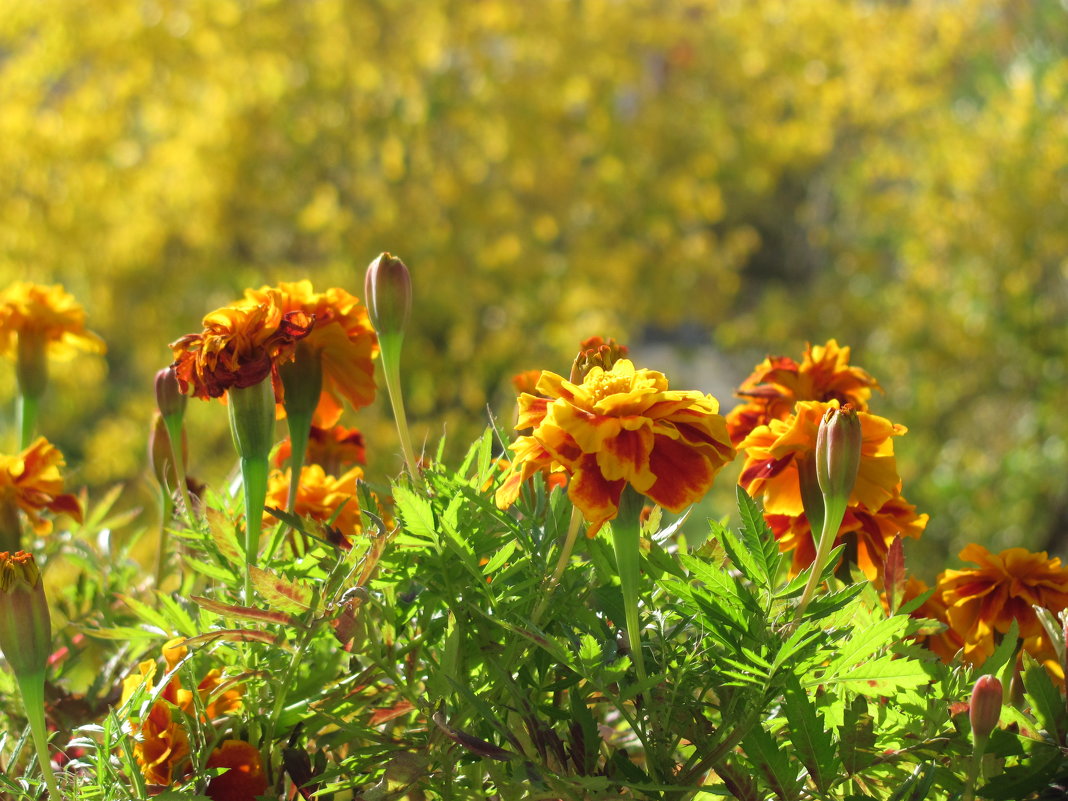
[0,271,1066,801]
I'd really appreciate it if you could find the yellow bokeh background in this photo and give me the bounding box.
[2,0,1067,574]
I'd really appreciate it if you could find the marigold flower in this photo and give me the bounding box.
[206,740,267,801]
[569,335,629,383]
[511,369,543,396]
[935,544,1068,664]
[727,340,880,445]
[265,464,365,542]
[244,281,378,426]
[169,298,313,401]
[0,437,82,536]
[902,576,965,663]
[494,435,569,508]
[499,359,734,535]
[275,424,367,474]
[0,282,106,364]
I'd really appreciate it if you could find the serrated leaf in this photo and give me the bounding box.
[249,566,315,613]
[1022,655,1066,743]
[205,506,242,564]
[715,519,767,596]
[978,618,1019,678]
[177,628,287,649]
[191,595,299,628]
[782,675,838,793]
[117,593,174,634]
[742,724,801,801]
[734,485,781,588]
[886,763,936,801]
[481,540,517,575]
[79,625,163,641]
[393,484,437,541]
[978,741,1063,799]
[818,655,931,695]
[823,616,909,677]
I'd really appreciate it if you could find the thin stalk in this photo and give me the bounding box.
[264,622,316,780]
[155,485,174,588]
[283,410,312,516]
[613,489,646,682]
[240,455,269,602]
[963,744,986,801]
[794,494,847,620]
[17,395,38,451]
[379,333,420,485]
[531,506,584,625]
[163,415,197,530]
[17,672,61,800]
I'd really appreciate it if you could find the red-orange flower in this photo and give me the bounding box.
[935,544,1068,665]
[0,282,106,361]
[206,740,267,801]
[0,437,82,535]
[170,298,313,400]
[275,424,367,475]
[244,281,378,426]
[901,577,965,663]
[498,359,735,535]
[727,340,880,445]
[511,369,543,396]
[265,464,365,543]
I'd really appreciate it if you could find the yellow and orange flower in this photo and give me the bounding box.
[265,464,365,543]
[511,369,543,397]
[274,424,367,475]
[121,638,244,787]
[934,544,1068,665]
[494,435,569,507]
[244,281,378,426]
[727,340,880,445]
[0,437,82,535]
[498,359,735,535]
[169,298,313,400]
[0,282,106,361]
[205,740,267,801]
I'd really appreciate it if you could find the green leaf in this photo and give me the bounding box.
[482,540,517,575]
[742,724,801,801]
[781,675,839,793]
[1022,654,1067,743]
[886,763,936,801]
[393,484,437,542]
[822,616,909,678]
[818,654,931,695]
[734,485,781,588]
[979,741,1064,799]
[979,618,1020,678]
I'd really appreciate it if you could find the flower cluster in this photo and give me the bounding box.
[121,639,262,798]
[732,342,926,578]
[498,355,735,535]
[265,464,366,544]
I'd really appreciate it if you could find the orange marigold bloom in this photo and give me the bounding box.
[494,435,569,507]
[0,437,82,534]
[511,369,543,396]
[935,544,1068,665]
[739,400,903,519]
[265,464,365,541]
[206,740,267,801]
[244,281,378,427]
[274,424,367,474]
[169,298,313,400]
[0,282,106,361]
[499,359,735,535]
[727,340,880,445]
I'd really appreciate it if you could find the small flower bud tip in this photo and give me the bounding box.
[364,252,412,338]
[155,366,187,419]
[815,403,862,503]
[969,674,1003,742]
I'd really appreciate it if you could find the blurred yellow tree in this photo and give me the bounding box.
[1,0,1064,570]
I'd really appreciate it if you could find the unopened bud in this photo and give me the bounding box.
[969,674,1003,744]
[815,403,862,505]
[155,366,187,421]
[570,336,629,383]
[364,252,412,339]
[0,551,52,680]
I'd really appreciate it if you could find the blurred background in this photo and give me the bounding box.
[1,0,1066,578]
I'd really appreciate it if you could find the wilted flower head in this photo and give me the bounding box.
[498,358,734,535]
[727,340,880,445]
[244,281,378,426]
[169,298,313,400]
[0,437,82,535]
[935,544,1068,664]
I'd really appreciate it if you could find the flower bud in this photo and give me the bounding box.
[815,403,862,505]
[149,412,188,489]
[364,252,412,339]
[0,551,53,680]
[228,378,277,463]
[569,336,629,383]
[969,674,1003,744]
[155,366,187,421]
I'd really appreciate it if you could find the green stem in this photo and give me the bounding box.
[283,410,312,516]
[531,506,584,626]
[963,739,987,801]
[155,485,174,588]
[240,455,269,602]
[264,622,316,780]
[162,415,197,530]
[612,489,646,682]
[17,671,61,800]
[17,394,39,451]
[794,495,847,620]
[0,500,22,553]
[379,333,420,484]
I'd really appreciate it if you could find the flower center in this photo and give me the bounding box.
[584,371,633,405]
